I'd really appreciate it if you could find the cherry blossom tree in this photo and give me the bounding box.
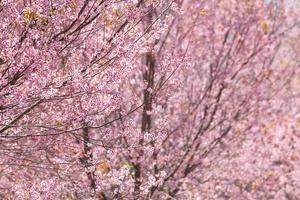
[0,0,299,199]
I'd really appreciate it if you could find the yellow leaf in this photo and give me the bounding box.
[112,8,120,16]
[291,152,298,161]
[103,14,113,28]
[96,192,107,200]
[245,180,259,192]
[264,69,273,79]
[199,9,208,16]
[261,21,269,34]
[54,120,62,126]
[97,161,110,173]
[266,171,278,178]
[23,9,39,23]
[122,160,136,176]
[235,127,241,134]
[69,0,77,9]
[40,17,49,26]
[296,119,300,128]
[261,123,273,134]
